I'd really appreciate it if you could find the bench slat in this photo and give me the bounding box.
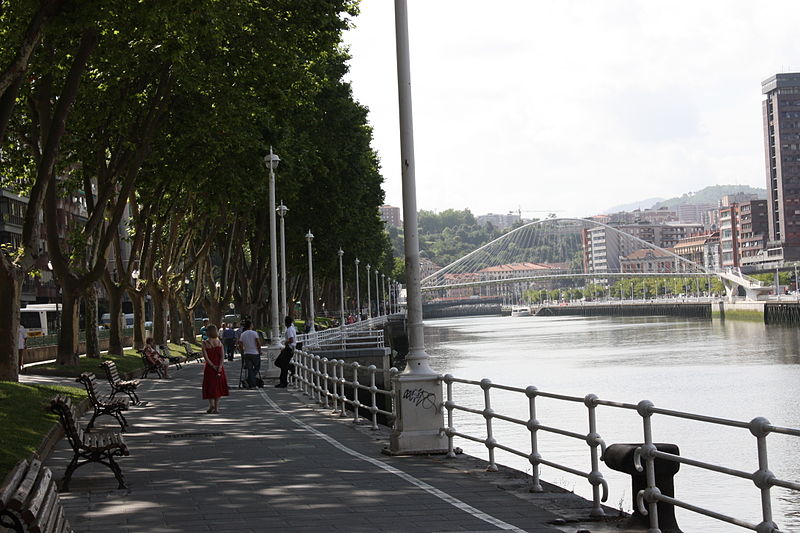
[11,458,42,511]
[29,482,57,533]
[0,459,28,509]
[22,467,51,522]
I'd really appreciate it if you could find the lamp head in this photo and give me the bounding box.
[355,258,360,265]
[264,149,280,170]
[337,249,344,257]
[305,230,314,242]
[277,202,289,216]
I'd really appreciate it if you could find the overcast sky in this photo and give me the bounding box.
[342,0,800,218]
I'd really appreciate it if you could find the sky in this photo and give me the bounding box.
[342,0,800,219]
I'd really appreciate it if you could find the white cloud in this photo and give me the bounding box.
[344,0,800,217]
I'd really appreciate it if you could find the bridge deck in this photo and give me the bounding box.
[34,359,631,532]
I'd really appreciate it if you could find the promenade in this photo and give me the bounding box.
[29,359,630,533]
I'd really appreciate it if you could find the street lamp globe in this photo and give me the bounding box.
[264,152,280,170]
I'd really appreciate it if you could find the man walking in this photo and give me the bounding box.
[275,316,296,388]
[238,320,262,388]
[222,322,236,361]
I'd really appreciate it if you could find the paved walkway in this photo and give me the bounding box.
[33,358,629,533]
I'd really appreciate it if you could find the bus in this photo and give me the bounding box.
[20,304,60,336]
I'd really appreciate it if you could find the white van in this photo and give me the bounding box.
[20,304,60,336]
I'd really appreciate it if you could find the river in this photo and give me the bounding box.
[423,314,800,532]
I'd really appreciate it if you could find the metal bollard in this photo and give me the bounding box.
[603,443,682,533]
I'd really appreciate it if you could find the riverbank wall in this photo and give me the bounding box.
[536,302,711,318]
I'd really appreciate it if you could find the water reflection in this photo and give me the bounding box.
[424,315,800,533]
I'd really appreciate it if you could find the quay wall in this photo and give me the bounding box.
[536,302,711,319]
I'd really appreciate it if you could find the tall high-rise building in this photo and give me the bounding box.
[762,73,800,261]
[379,205,402,228]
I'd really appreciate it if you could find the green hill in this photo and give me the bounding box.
[652,185,766,209]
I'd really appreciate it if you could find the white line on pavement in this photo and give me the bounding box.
[257,388,527,533]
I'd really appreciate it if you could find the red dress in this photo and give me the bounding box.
[202,343,230,399]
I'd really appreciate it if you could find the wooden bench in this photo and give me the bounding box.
[49,396,129,491]
[181,341,202,363]
[75,373,129,431]
[99,361,140,404]
[158,344,186,369]
[138,350,165,378]
[0,458,72,533]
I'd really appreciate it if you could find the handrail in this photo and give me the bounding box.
[440,374,798,532]
[291,350,398,429]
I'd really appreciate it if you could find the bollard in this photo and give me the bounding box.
[603,443,682,533]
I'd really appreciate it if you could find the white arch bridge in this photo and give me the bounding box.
[420,218,770,302]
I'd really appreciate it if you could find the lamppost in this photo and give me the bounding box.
[390,0,447,454]
[277,201,289,327]
[381,273,387,315]
[337,249,345,327]
[305,230,315,334]
[366,264,372,319]
[264,147,281,348]
[388,277,393,314]
[355,258,361,321]
[375,269,381,316]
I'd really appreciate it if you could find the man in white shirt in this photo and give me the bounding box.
[18,324,26,372]
[237,320,262,388]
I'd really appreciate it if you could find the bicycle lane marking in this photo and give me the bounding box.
[257,388,527,533]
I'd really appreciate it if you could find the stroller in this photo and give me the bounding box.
[238,353,264,389]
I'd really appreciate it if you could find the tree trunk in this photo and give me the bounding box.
[130,290,146,349]
[180,304,194,343]
[0,265,22,381]
[169,298,181,344]
[208,299,222,329]
[105,282,124,355]
[84,283,100,357]
[56,285,80,366]
[152,288,168,345]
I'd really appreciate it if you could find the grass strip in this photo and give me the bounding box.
[26,342,188,378]
[0,381,87,480]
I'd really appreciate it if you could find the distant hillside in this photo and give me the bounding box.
[605,197,665,214]
[653,185,766,209]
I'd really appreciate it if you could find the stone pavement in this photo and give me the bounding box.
[36,357,632,533]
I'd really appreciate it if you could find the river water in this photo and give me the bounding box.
[423,314,800,532]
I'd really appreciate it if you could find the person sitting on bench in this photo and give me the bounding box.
[144,337,170,378]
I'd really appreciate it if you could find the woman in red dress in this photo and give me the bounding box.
[202,324,229,413]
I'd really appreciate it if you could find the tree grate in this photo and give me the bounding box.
[164,432,224,439]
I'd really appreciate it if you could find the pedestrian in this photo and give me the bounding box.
[200,318,210,341]
[144,337,170,378]
[275,316,296,388]
[238,319,262,388]
[18,323,26,372]
[202,324,229,413]
[222,322,236,361]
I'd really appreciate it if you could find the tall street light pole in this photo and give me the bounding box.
[305,230,315,334]
[375,269,381,317]
[277,202,289,326]
[265,147,281,349]
[382,273,387,315]
[338,249,345,327]
[355,258,361,321]
[366,264,372,319]
[390,0,446,454]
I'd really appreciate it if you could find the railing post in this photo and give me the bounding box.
[637,400,661,533]
[584,394,607,517]
[352,362,361,423]
[368,365,379,430]
[481,379,498,472]
[444,375,456,458]
[525,386,542,492]
[750,417,778,533]
[313,355,321,403]
[338,360,347,417]
[321,357,330,409]
[330,360,339,413]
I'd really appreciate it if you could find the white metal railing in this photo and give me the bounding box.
[441,374,800,532]
[291,350,398,429]
[297,316,391,350]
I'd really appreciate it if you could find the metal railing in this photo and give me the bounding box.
[441,374,800,532]
[298,327,385,350]
[291,350,398,429]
